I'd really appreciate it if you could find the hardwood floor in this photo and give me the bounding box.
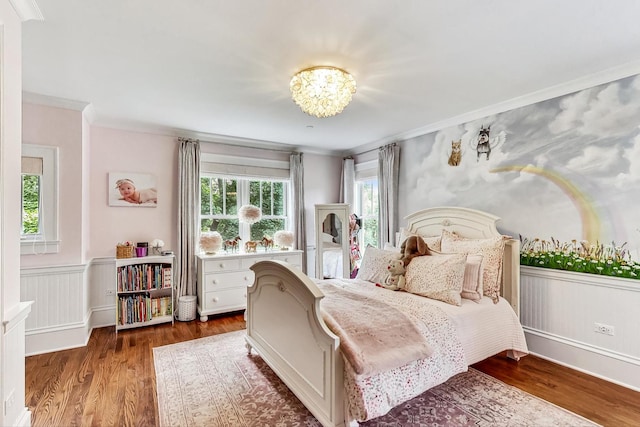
[26,313,640,427]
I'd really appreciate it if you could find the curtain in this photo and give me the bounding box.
[378,143,400,247]
[177,138,200,300]
[339,157,355,207]
[290,152,307,273]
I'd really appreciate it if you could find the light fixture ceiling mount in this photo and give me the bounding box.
[290,66,357,118]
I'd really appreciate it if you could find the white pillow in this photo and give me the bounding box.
[404,253,467,306]
[356,247,401,284]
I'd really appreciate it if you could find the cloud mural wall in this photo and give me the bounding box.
[398,74,640,260]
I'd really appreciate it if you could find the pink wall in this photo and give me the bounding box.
[21,102,342,264]
[21,103,85,267]
[88,127,178,258]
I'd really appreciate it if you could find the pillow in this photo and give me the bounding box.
[321,232,334,243]
[355,246,401,284]
[383,242,400,252]
[440,230,506,302]
[404,253,467,306]
[461,254,484,300]
[397,227,442,251]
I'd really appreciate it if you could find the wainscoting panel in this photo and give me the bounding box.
[520,266,640,391]
[88,257,117,328]
[20,264,88,355]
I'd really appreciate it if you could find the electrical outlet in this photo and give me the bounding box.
[594,322,615,336]
[105,289,116,296]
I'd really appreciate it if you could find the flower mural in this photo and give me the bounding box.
[519,236,640,280]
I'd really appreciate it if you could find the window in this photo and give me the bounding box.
[200,176,289,244]
[355,178,379,249]
[21,144,59,254]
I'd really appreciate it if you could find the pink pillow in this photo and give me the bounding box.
[440,230,506,302]
[461,254,484,300]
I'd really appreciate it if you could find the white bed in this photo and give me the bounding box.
[245,207,528,426]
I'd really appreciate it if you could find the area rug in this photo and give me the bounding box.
[153,330,599,427]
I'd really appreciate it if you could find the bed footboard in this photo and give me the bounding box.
[246,260,348,427]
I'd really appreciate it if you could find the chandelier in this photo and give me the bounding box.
[290,66,357,118]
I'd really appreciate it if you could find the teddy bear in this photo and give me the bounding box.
[380,258,406,291]
[400,235,430,267]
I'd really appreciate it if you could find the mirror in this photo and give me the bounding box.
[315,204,350,279]
[319,213,344,279]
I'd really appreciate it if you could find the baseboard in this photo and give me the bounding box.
[12,408,31,427]
[524,328,640,392]
[90,305,116,329]
[25,306,118,355]
[25,321,90,356]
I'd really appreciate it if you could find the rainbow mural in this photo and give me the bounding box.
[490,165,600,244]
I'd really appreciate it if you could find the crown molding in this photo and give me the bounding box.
[9,0,43,21]
[23,91,91,112]
[354,59,640,154]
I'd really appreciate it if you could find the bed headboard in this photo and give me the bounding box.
[403,207,520,317]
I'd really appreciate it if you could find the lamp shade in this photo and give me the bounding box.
[290,66,356,118]
[238,204,262,224]
[200,231,222,254]
[274,230,295,250]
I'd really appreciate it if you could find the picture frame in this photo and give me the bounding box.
[109,172,158,207]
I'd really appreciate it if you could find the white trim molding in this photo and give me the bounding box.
[9,0,43,21]
[521,266,640,391]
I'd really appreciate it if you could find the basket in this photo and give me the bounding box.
[177,296,197,321]
[116,245,134,259]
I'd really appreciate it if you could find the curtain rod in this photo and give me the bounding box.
[177,137,296,154]
[346,141,397,159]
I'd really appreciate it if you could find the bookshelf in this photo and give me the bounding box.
[115,255,174,331]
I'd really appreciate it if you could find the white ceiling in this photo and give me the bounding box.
[21,0,640,153]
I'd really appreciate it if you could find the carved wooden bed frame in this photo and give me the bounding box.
[245,207,520,427]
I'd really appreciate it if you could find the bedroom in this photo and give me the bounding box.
[2,1,640,426]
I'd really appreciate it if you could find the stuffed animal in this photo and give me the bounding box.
[380,258,406,291]
[400,235,430,267]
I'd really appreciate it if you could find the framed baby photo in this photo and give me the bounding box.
[109,172,158,207]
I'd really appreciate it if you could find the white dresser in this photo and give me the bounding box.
[196,250,303,321]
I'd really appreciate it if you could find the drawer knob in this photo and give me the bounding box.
[243,293,247,298]
[212,297,219,303]
[244,276,248,281]
[284,258,289,262]
[219,263,225,269]
[212,279,218,285]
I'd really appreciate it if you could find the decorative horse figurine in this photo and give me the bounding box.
[244,240,258,253]
[224,236,242,253]
[260,235,273,251]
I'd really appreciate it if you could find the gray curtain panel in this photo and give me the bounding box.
[290,152,307,273]
[378,144,400,247]
[340,157,355,207]
[177,138,200,299]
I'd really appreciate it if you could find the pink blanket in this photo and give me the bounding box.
[318,282,433,376]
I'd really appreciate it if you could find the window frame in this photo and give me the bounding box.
[354,159,379,250]
[21,144,60,254]
[200,174,290,245]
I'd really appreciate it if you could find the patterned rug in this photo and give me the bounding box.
[154,330,599,427]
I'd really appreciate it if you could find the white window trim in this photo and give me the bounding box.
[21,144,60,255]
[200,176,290,243]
